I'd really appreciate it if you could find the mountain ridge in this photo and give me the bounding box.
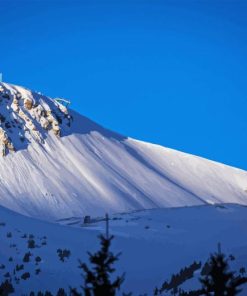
[0,82,246,221]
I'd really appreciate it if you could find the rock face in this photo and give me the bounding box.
[0,128,14,156]
[0,83,72,156]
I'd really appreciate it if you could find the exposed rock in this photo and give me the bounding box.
[0,83,71,155]
[11,98,19,112]
[52,121,61,136]
[24,98,33,110]
[0,128,15,156]
[40,117,50,130]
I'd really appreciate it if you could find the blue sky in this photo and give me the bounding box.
[1,0,247,169]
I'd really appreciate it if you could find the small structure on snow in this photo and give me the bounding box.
[84,215,91,224]
[54,98,71,108]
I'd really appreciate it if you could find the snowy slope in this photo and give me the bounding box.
[0,82,247,220]
[0,203,246,295]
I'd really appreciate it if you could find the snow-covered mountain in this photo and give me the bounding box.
[0,82,247,295]
[0,82,246,221]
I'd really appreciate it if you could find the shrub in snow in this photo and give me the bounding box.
[41,240,47,246]
[56,288,67,296]
[14,276,20,285]
[57,249,71,262]
[4,272,10,278]
[200,261,211,276]
[240,267,246,275]
[6,232,12,238]
[0,280,14,295]
[28,239,36,249]
[229,254,235,261]
[23,251,32,263]
[35,256,42,264]
[157,261,202,294]
[35,268,41,275]
[21,272,30,280]
[15,264,24,271]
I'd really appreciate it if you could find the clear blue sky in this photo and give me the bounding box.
[1,0,247,170]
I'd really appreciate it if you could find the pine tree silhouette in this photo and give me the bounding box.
[74,214,125,296]
[0,279,14,295]
[200,252,246,296]
[56,288,67,296]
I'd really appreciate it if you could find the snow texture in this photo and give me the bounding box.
[0,82,246,220]
[0,203,246,295]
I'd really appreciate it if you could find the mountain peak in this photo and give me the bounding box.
[0,82,246,220]
[0,83,71,156]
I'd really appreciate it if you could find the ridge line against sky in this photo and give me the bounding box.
[0,0,247,170]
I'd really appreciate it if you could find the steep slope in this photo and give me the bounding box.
[0,82,246,220]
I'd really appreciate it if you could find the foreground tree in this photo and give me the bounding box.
[0,280,14,295]
[72,214,125,296]
[200,252,247,296]
[155,248,247,296]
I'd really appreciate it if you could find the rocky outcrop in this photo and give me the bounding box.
[0,83,72,156]
[0,128,15,156]
[24,98,33,110]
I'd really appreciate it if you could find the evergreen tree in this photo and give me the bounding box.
[0,279,14,295]
[73,214,125,296]
[200,252,245,296]
[239,267,246,276]
[56,288,67,296]
[153,287,159,295]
